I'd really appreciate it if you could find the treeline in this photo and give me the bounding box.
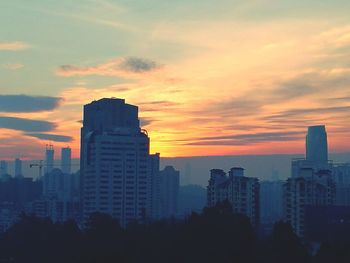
[0,201,349,263]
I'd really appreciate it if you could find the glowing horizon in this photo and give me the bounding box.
[1,0,350,159]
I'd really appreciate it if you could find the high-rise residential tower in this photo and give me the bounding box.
[80,98,159,226]
[0,161,8,178]
[306,125,328,164]
[45,145,54,174]
[14,158,22,178]
[207,167,260,227]
[61,147,72,174]
[283,169,336,237]
[159,166,180,218]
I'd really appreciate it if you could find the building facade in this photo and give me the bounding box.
[283,169,336,237]
[80,98,159,226]
[207,167,260,226]
[260,180,284,226]
[61,147,72,174]
[14,158,22,178]
[306,125,328,164]
[159,166,179,218]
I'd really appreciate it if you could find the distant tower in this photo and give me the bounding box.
[159,166,180,218]
[0,161,8,176]
[45,145,54,174]
[61,147,71,174]
[184,162,192,185]
[14,158,22,178]
[306,125,328,164]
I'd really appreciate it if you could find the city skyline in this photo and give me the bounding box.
[1,0,350,159]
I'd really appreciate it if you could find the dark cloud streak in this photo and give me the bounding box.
[0,95,62,112]
[119,57,161,73]
[24,133,73,142]
[0,117,56,132]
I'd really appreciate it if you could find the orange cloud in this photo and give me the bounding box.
[0,41,30,51]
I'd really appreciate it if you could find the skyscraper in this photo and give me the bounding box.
[80,98,159,226]
[0,161,8,177]
[159,166,180,218]
[45,145,54,174]
[14,158,22,178]
[283,169,336,237]
[306,125,328,164]
[61,147,71,174]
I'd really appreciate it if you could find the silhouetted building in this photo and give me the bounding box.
[0,202,18,232]
[150,153,161,219]
[332,163,350,206]
[61,147,71,174]
[207,167,260,226]
[0,177,42,209]
[260,180,284,228]
[14,158,22,178]
[333,163,350,185]
[283,169,336,237]
[40,167,80,222]
[26,197,80,223]
[159,166,179,218]
[292,125,332,178]
[178,184,206,217]
[45,145,54,174]
[183,162,192,185]
[306,125,328,164]
[0,161,8,178]
[43,168,64,198]
[207,169,227,205]
[80,98,159,226]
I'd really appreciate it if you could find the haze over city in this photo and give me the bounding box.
[1,0,350,159]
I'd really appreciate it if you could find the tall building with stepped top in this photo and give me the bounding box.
[80,98,159,226]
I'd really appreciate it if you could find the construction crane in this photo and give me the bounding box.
[29,160,43,180]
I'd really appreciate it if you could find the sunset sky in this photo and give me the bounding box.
[1,0,350,159]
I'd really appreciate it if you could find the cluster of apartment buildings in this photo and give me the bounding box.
[206,125,350,241]
[1,98,349,241]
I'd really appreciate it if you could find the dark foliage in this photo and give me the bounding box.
[0,202,349,263]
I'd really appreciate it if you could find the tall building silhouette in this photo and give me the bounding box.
[14,158,22,178]
[159,166,179,218]
[0,161,8,177]
[306,125,328,164]
[45,145,54,174]
[283,169,335,237]
[80,98,159,226]
[292,125,331,178]
[61,147,71,174]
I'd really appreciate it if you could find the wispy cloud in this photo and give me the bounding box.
[2,63,24,70]
[119,57,160,73]
[184,131,303,146]
[0,41,30,51]
[56,57,162,78]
